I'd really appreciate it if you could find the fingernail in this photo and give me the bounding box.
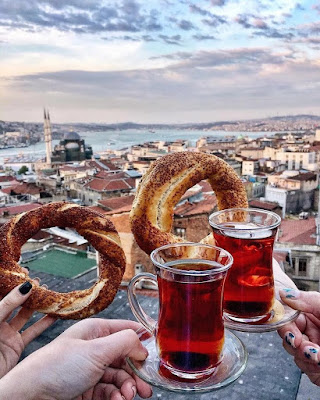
[285,332,296,348]
[132,385,137,398]
[19,281,32,295]
[281,288,299,299]
[42,284,48,290]
[304,347,319,362]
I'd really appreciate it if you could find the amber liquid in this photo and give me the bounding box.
[156,261,225,375]
[213,225,275,319]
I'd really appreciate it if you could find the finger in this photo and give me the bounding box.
[295,351,320,375]
[21,315,57,346]
[93,383,124,400]
[110,354,153,399]
[294,339,320,363]
[21,267,30,274]
[128,375,152,399]
[61,318,143,340]
[282,337,297,356]
[0,282,33,322]
[89,329,148,366]
[9,305,34,331]
[280,288,320,319]
[278,314,306,349]
[101,367,137,399]
[100,367,152,399]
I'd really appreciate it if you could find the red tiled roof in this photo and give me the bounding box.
[0,187,12,194]
[0,183,41,196]
[0,176,18,183]
[98,160,119,171]
[278,218,316,245]
[95,170,127,179]
[85,179,107,191]
[249,200,279,211]
[86,160,119,172]
[84,177,134,192]
[288,172,317,181]
[106,179,134,191]
[174,193,217,217]
[197,181,213,193]
[31,230,52,240]
[98,195,135,211]
[11,183,41,195]
[0,203,42,216]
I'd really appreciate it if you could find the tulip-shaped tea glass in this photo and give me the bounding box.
[209,208,281,324]
[127,243,233,381]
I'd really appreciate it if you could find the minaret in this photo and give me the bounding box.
[43,108,52,166]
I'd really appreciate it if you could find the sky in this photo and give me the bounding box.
[1,0,320,124]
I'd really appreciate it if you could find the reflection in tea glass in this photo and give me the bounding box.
[127,243,233,381]
[209,208,281,323]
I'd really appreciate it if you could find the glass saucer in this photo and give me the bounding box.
[223,261,300,333]
[126,328,247,394]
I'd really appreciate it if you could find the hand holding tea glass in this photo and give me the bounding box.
[127,243,247,393]
[278,288,320,386]
[209,208,299,332]
[0,318,152,400]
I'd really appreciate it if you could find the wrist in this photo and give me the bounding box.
[0,368,46,400]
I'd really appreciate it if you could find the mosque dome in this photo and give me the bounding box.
[64,131,81,141]
[65,142,80,150]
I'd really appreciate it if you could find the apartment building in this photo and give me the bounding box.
[265,171,318,216]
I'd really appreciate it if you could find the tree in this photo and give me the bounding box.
[18,165,28,175]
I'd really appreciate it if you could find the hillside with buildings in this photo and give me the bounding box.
[0,114,320,293]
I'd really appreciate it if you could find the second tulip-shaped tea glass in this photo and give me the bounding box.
[127,243,233,381]
[209,208,281,324]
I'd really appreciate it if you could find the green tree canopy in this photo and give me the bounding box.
[18,165,28,175]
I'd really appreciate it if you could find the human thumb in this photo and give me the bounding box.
[88,329,148,366]
[280,288,320,319]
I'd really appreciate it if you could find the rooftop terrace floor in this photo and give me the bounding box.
[25,248,96,278]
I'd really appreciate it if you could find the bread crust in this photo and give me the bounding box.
[0,202,126,319]
[130,151,248,254]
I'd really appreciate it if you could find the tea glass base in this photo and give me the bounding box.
[126,328,247,393]
[224,311,273,324]
[159,361,218,382]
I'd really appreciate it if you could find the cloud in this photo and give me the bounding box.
[189,4,212,17]
[202,15,227,28]
[0,0,163,34]
[193,34,216,41]
[5,46,320,123]
[177,19,195,31]
[159,34,182,45]
[211,0,227,6]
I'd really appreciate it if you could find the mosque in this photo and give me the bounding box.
[51,131,93,163]
[43,109,93,165]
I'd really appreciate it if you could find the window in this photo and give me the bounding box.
[298,258,307,276]
[175,227,186,239]
[293,257,308,277]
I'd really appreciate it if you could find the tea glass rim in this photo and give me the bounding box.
[209,207,281,231]
[150,242,233,276]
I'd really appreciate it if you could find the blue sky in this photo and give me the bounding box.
[1,0,320,123]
